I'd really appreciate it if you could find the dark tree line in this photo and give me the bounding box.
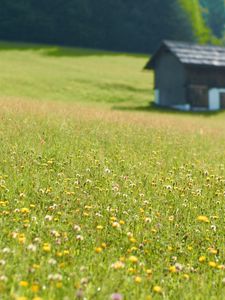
[0,0,223,53]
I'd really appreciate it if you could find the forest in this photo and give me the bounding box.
[0,0,224,53]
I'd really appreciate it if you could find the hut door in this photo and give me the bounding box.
[189,85,208,108]
[220,93,225,109]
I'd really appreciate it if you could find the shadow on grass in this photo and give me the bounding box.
[0,41,148,58]
[113,102,224,117]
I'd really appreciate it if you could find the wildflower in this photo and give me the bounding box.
[129,237,137,243]
[199,256,206,263]
[27,244,37,252]
[197,216,209,223]
[101,243,107,249]
[111,261,125,270]
[208,248,218,255]
[73,225,81,232]
[111,293,123,300]
[18,234,26,244]
[21,208,30,213]
[145,217,151,223]
[76,235,84,241]
[31,284,40,292]
[175,263,183,272]
[95,247,103,253]
[128,267,136,274]
[168,215,174,222]
[43,243,51,252]
[50,230,60,237]
[48,273,62,281]
[146,269,152,276]
[183,274,190,280]
[44,215,53,222]
[19,281,29,287]
[169,266,177,273]
[128,256,138,263]
[209,261,217,268]
[112,222,120,228]
[2,247,10,254]
[96,225,103,230]
[134,276,142,283]
[48,258,57,265]
[0,275,8,282]
[153,286,162,293]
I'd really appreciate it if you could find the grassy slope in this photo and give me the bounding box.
[1,43,225,300]
[0,42,151,107]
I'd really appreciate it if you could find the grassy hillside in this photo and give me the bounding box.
[0,42,151,107]
[1,43,225,300]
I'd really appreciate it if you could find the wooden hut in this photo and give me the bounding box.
[145,40,225,111]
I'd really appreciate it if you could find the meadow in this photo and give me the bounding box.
[0,43,225,300]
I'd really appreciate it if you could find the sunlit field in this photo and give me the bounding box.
[1,43,225,300]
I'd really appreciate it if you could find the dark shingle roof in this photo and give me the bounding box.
[145,40,225,69]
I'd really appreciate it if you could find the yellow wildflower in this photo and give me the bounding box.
[128,256,138,263]
[153,286,162,293]
[197,216,209,223]
[134,276,142,283]
[199,256,206,263]
[43,243,51,252]
[209,261,217,268]
[31,284,39,292]
[21,208,30,214]
[19,281,29,287]
[95,247,103,253]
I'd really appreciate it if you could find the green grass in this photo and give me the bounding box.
[0,42,225,300]
[0,42,152,107]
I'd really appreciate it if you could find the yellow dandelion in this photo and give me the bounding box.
[31,284,39,292]
[209,261,217,268]
[101,243,107,249]
[128,256,138,263]
[208,248,218,255]
[169,266,177,273]
[183,274,190,280]
[96,225,103,230]
[95,247,103,253]
[146,269,152,276]
[129,237,137,243]
[43,243,51,252]
[19,281,29,287]
[199,256,206,263]
[134,276,142,283]
[18,234,26,244]
[197,215,209,223]
[63,250,70,255]
[21,208,30,214]
[153,285,162,293]
[128,267,136,274]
